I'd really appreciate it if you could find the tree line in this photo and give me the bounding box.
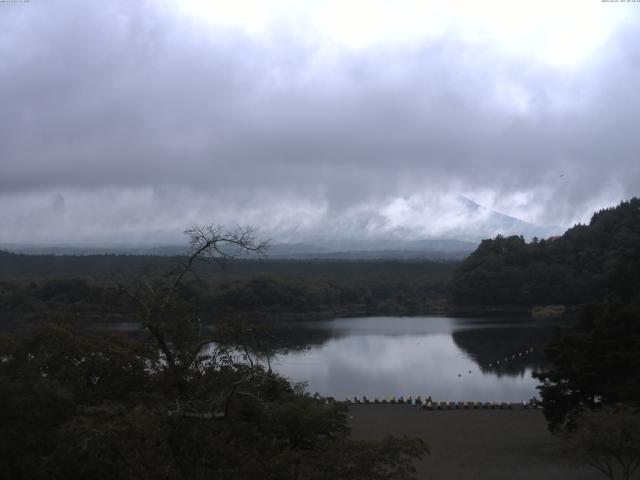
[449,198,640,307]
[0,258,455,328]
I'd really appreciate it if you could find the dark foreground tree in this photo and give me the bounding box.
[567,405,640,480]
[0,225,428,479]
[534,302,640,432]
[530,214,640,478]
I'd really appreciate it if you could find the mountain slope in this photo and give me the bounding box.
[449,197,640,306]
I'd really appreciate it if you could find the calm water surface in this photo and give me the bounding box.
[267,316,554,402]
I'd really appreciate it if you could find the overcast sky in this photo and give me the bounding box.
[1,0,639,245]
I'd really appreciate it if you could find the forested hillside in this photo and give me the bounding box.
[449,198,640,306]
[0,256,455,327]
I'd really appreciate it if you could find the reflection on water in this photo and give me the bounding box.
[267,316,556,402]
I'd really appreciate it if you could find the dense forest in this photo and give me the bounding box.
[0,255,455,328]
[2,200,640,478]
[0,251,454,284]
[449,197,640,307]
[516,199,640,468]
[3,198,639,324]
[0,227,429,479]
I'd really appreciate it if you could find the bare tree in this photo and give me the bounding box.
[116,224,268,392]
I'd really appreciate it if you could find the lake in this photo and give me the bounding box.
[265,316,555,403]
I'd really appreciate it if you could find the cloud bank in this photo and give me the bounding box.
[1,0,638,244]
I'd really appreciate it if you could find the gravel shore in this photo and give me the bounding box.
[349,405,603,480]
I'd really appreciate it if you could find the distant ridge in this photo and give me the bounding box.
[0,240,475,260]
[0,244,191,257]
[264,239,476,260]
[0,197,559,260]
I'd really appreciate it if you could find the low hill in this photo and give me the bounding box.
[448,198,640,307]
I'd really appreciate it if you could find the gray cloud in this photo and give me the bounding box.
[1,0,639,244]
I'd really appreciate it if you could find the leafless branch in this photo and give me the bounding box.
[160,224,268,311]
[115,284,150,318]
[112,224,268,395]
